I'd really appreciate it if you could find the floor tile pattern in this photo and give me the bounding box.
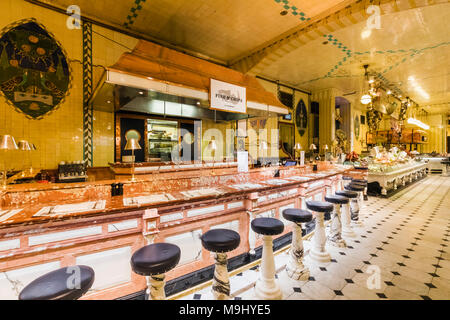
[177,176,450,300]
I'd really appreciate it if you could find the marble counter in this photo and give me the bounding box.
[0,163,366,300]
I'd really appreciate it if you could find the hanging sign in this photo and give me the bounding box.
[210,78,246,114]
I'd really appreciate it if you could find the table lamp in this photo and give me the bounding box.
[0,135,18,189]
[294,143,302,166]
[208,139,217,175]
[309,143,317,162]
[125,138,141,182]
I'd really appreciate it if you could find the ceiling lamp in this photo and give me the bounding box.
[361,94,372,105]
[360,64,372,105]
[407,118,430,130]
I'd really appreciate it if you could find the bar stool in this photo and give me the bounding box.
[442,161,450,177]
[19,265,95,300]
[340,175,353,190]
[251,217,284,300]
[335,190,358,238]
[305,200,333,263]
[351,181,367,207]
[352,179,368,201]
[344,184,365,226]
[324,195,349,248]
[200,229,241,300]
[282,208,312,280]
[131,243,181,300]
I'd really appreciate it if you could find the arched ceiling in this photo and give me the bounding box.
[30,0,450,113]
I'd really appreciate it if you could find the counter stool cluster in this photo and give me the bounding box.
[19,174,368,301]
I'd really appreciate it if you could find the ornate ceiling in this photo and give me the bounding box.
[31,0,449,114]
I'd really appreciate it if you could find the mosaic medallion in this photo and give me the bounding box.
[0,19,71,119]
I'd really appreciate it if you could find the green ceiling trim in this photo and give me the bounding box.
[124,0,147,28]
[274,0,310,21]
[300,36,450,85]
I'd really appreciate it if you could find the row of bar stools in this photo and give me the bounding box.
[200,229,241,300]
[283,208,313,280]
[306,200,334,263]
[336,190,358,238]
[324,195,349,248]
[251,217,284,300]
[19,266,95,300]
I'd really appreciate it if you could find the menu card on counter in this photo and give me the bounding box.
[237,151,249,173]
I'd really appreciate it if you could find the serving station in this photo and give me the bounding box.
[0,162,366,300]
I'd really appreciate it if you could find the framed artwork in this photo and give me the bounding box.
[0,19,72,119]
[295,99,308,137]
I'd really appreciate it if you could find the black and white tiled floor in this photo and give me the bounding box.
[177,175,450,300]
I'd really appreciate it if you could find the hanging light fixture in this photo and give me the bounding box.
[360,65,372,105]
[407,104,430,130]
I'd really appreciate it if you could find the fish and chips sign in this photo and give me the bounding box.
[210,78,246,114]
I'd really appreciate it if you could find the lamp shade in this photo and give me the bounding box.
[294,143,302,150]
[260,140,268,150]
[18,140,32,151]
[209,140,217,150]
[324,144,329,150]
[0,135,18,150]
[125,138,142,150]
[309,144,317,150]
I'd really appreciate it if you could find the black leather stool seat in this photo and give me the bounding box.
[306,200,333,213]
[342,176,353,181]
[19,266,95,300]
[441,161,450,165]
[354,166,369,171]
[282,208,313,223]
[336,190,358,198]
[351,182,367,188]
[201,229,241,253]
[345,184,365,192]
[325,195,349,204]
[251,217,284,236]
[352,179,368,184]
[131,243,181,276]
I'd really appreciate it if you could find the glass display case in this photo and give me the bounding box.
[147,119,179,161]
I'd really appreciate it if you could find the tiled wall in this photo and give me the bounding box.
[0,1,137,170]
[0,0,84,170]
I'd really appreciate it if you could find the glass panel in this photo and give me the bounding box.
[147,119,179,161]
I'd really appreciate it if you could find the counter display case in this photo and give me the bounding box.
[366,147,427,195]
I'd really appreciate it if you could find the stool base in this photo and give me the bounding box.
[254,278,283,300]
[309,248,331,263]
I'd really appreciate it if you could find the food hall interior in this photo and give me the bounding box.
[0,0,449,301]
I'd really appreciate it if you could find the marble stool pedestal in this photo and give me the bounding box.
[131,243,181,300]
[306,201,334,263]
[200,228,241,300]
[19,265,95,300]
[282,208,313,280]
[324,195,349,248]
[336,190,359,238]
[251,217,284,300]
[344,184,365,227]
[352,179,368,201]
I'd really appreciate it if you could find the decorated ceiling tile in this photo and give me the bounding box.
[0,19,72,119]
